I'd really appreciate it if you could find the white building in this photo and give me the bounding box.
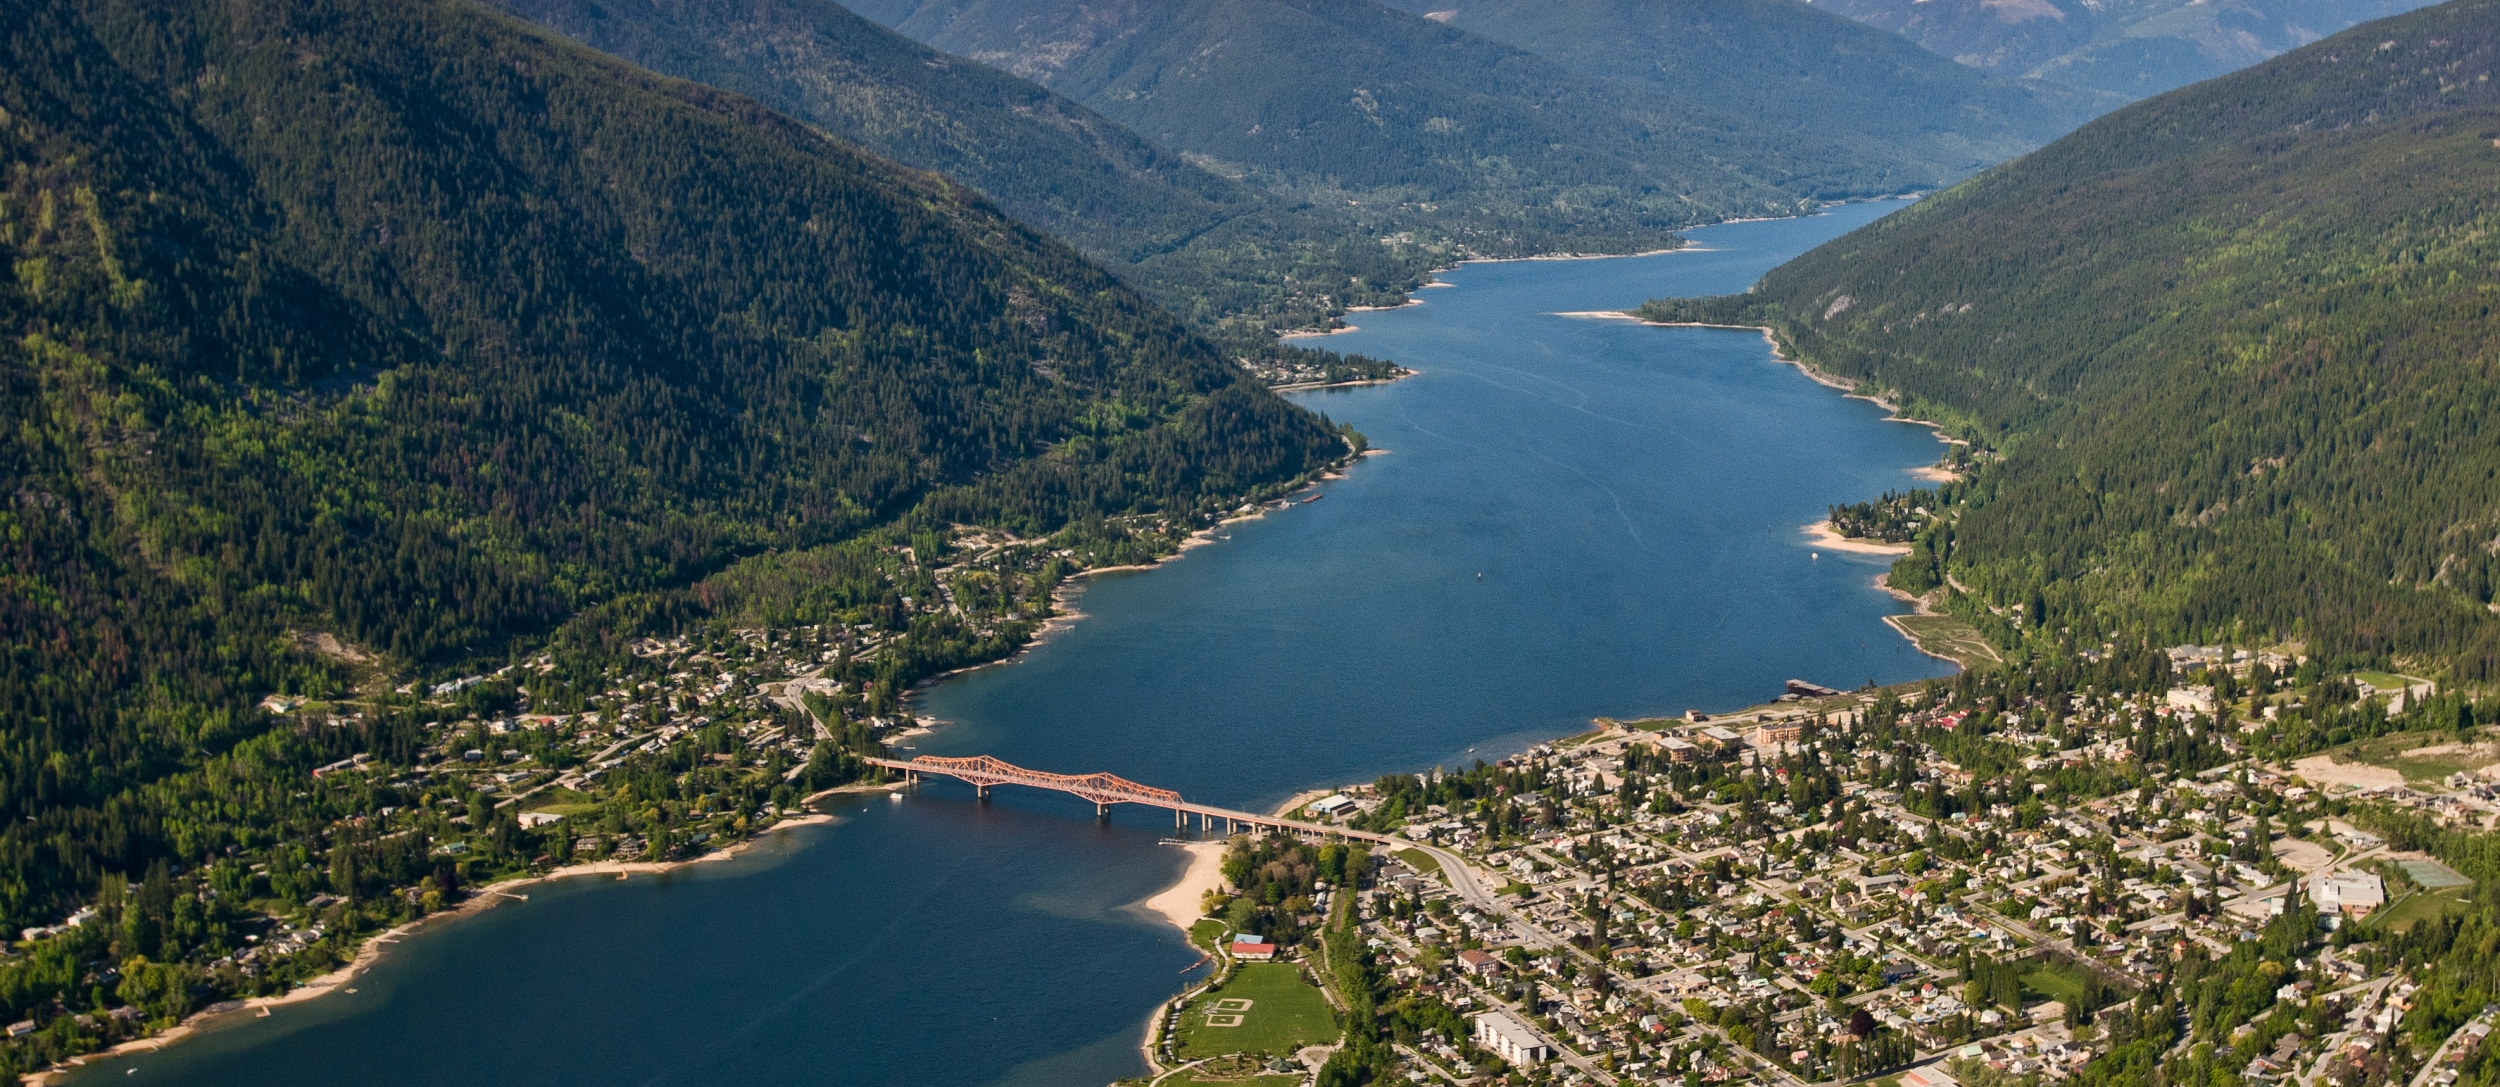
[2166,686,2218,714]
[1474,1010,1555,1067]
[2311,871,2386,918]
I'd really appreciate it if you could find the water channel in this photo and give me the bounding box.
[74,199,1954,1086]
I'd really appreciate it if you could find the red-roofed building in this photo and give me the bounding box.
[1230,940,1276,961]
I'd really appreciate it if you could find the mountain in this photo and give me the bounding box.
[485,0,1428,330]
[1369,0,2117,188]
[844,0,2043,257]
[1642,0,2500,676]
[0,0,1340,923]
[1816,0,2441,100]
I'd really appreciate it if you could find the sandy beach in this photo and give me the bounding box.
[1803,520,1913,556]
[1141,841,1227,932]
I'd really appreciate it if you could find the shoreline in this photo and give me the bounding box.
[55,199,1948,1085]
[32,809,844,1084]
[1139,841,1226,932]
[903,441,1376,714]
[1634,318,1966,469]
[1802,520,1913,557]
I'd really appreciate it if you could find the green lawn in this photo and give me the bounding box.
[2370,888,2470,934]
[2021,966,2089,1005]
[1395,848,1441,877]
[1174,963,1340,1060]
[1189,919,1229,956]
[1887,614,2001,670]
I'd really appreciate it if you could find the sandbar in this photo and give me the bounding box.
[1142,841,1225,932]
[1802,520,1912,557]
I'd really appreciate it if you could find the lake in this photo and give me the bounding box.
[70,199,1951,1086]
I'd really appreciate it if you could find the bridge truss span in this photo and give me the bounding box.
[860,754,1394,846]
[880,754,1182,808]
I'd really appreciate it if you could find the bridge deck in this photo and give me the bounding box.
[861,755,1396,845]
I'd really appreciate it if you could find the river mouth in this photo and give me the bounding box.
[71,200,1953,1087]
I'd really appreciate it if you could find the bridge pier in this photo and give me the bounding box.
[1096,802,1111,820]
[976,784,991,801]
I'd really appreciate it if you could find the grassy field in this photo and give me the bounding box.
[1396,848,1442,877]
[1174,963,1340,1060]
[1887,614,2001,670]
[2022,971,2085,1005]
[1190,918,1229,956]
[2370,888,2471,934]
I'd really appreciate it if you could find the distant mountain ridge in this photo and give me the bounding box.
[1815,0,2440,99]
[1643,0,2500,675]
[489,0,1433,330]
[847,0,1804,255]
[1370,0,2118,189]
[846,0,2107,257]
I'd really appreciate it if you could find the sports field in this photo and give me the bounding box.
[1173,962,1340,1060]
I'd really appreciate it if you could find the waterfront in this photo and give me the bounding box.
[68,200,1953,1086]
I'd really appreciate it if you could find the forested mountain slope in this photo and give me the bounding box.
[847,0,1996,255]
[1370,0,2115,187]
[0,0,1339,925]
[489,0,1426,329]
[1818,0,2438,100]
[1643,0,2500,676]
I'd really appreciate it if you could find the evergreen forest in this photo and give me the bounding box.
[0,0,1347,954]
[1642,0,2500,680]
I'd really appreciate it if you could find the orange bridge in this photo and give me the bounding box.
[861,754,1394,844]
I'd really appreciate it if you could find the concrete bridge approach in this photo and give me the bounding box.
[860,755,1396,845]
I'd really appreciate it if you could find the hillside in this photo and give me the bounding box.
[487,0,1429,331]
[845,0,1973,256]
[1817,0,2439,100]
[0,0,1341,930]
[1641,0,2500,676]
[1370,0,2116,192]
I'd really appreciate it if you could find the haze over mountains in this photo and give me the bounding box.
[1646,0,2500,675]
[845,0,2106,251]
[1816,0,2441,99]
[1370,0,2117,175]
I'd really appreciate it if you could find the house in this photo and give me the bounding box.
[1474,1010,1555,1067]
[1456,949,1504,977]
[517,812,564,828]
[1229,939,1277,961]
[1897,1067,1960,1087]
[1661,737,1699,763]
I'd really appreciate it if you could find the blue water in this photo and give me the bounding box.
[73,201,1949,1086]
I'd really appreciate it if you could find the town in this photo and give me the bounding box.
[1143,647,2500,1087]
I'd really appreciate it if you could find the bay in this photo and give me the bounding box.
[69,198,1950,1086]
